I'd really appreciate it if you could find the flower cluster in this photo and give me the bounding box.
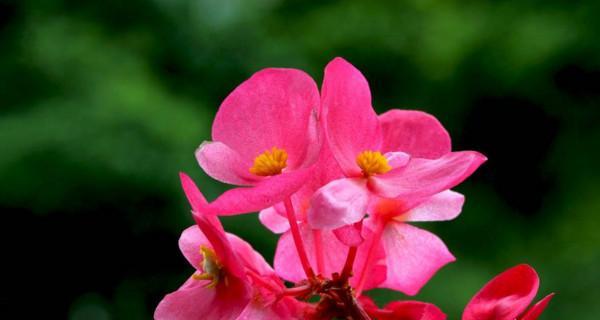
[155,58,554,319]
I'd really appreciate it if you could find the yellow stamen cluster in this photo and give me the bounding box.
[192,246,223,288]
[356,150,392,177]
[249,147,288,176]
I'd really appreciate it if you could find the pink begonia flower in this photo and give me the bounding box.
[196,68,321,216]
[463,264,554,320]
[359,296,447,320]
[308,57,486,230]
[154,173,304,319]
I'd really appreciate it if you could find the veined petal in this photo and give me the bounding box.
[379,110,451,159]
[196,141,259,186]
[322,57,382,176]
[463,264,540,320]
[369,151,486,199]
[206,168,311,216]
[308,178,370,230]
[519,293,555,320]
[380,222,455,295]
[212,68,320,169]
[402,190,465,222]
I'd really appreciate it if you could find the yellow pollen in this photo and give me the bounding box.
[249,147,288,176]
[356,150,392,177]
[192,246,223,288]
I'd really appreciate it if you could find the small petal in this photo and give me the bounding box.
[206,168,312,216]
[259,206,290,234]
[380,301,447,320]
[308,178,370,230]
[519,293,555,320]
[196,141,259,186]
[380,222,455,295]
[333,222,364,247]
[369,151,486,199]
[402,190,465,222]
[379,109,451,159]
[322,57,382,176]
[463,264,540,320]
[212,68,320,168]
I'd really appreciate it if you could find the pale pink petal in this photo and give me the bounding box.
[212,68,320,169]
[368,151,487,199]
[371,301,446,320]
[380,222,455,295]
[519,293,555,320]
[206,168,311,216]
[259,207,290,234]
[463,264,540,320]
[178,225,210,270]
[308,178,370,230]
[226,233,275,277]
[379,109,451,159]
[322,57,381,176]
[154,277,248,320]
[274,225,348,282]
[384,151,411,168]
[402,190,465,222]
[196,141,259,186]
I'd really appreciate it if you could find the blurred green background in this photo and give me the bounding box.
[2,0,599,319]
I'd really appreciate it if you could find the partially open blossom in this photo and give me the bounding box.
[196,68,321,216]
[155,173,303,319]
[462,264,554,320]
[308,57,486,230]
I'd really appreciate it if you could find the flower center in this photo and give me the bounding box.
[192,246,223,288]
[249,147,288,176]
[356,150,391,177]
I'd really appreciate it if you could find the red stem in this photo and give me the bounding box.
[313,229,325,275]
[340,246,358,281]
[284,197,315,279]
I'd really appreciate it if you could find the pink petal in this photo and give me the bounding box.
[226,233,275,277]
[212,68,320,169]
[333,222,364,246]
[519,293,555,320]
[379,301,447,320]
[379,109,451,159]
[274,224,348,282]
[196,141,259,186]
[259,206,290,234]
[321,57,381,176]
[154,276,248,320]
[206,168,312,216]
[235,296,303,320]
[462,264,540,320]
[351,221,388,290]
[385,151,411,168]
[380,222,455,295]
[307,178,370,230]
[369,151,487,199]
[402,190,465,222]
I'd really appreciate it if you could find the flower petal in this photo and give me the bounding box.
[179,225,210,270]
[519,293,555,320]
[154,277,248,320]
[369,151,486,199]
[274,224,348,282]
[196,141,259,186]
[380,222,455,295]
[212,68,320,168]
[259,206,290,234]
[333,222,364,247]
[322,57,381,176]
[402,190,465,222]
[379,109,451,159]
[462,264,540,320]
[379,301,447,320]
[207,168,312,216]
[308,178,370,230]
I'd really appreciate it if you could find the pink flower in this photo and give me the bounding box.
[196,68,321,215]
[308,57,486,230]
[463,264,554,320]
[154,173,304,319]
